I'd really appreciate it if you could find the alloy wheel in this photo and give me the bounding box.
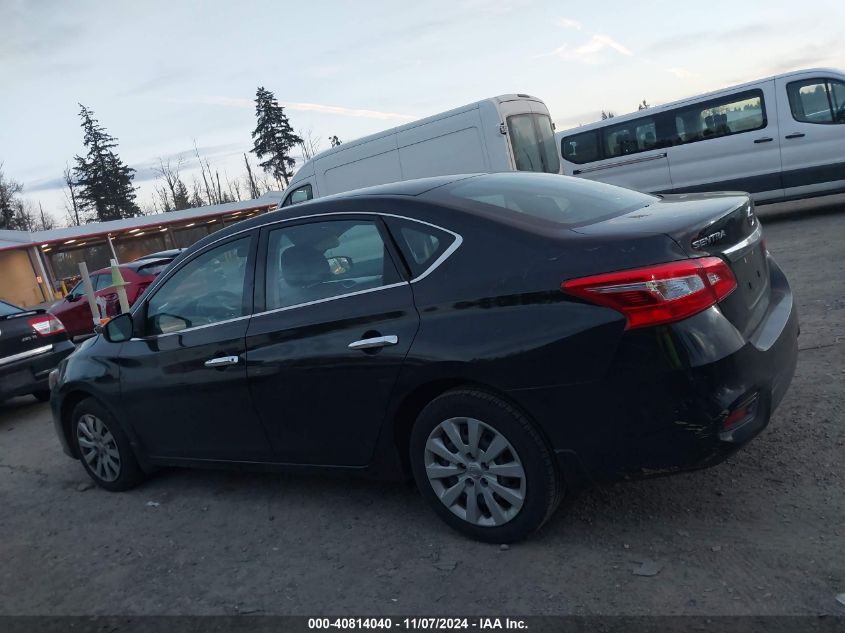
[424,417,526,527]
[76,413,121,482]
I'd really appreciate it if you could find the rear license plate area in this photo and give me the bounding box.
[732,245,768,309]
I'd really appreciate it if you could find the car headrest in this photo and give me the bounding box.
[280,246,330,288]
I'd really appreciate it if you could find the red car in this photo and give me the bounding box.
[49,257,174,338]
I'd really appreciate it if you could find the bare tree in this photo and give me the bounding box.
[62,164,83,226]
[243,153,260,199]
[194,141,217,205]
[297,128,321,162]
[637,99,650,110]
[36,202,55,231]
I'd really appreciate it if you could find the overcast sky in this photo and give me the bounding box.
[3,0,843,223]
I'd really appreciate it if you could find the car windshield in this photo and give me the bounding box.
[0,300,22,317]
[507,113,561,174]
[441,173,658,227]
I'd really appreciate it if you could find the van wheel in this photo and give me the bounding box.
[410,389,560,543]
[71,398,145,491]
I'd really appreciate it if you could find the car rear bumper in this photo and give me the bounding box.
[511,256,799,485]
[0,340,75,400]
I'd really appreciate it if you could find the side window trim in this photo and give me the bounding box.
[131,231,258,339]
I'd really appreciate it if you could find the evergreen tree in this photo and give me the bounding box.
[73,104,139,222]
[250,87,302,188]
[0,163,24,230]
[173,180,191,210]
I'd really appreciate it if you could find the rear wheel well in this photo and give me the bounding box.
[391,380,551,476]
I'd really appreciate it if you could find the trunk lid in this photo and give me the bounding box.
[571,192,768,336]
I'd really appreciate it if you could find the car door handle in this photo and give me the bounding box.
[204,355,239,367]
[348,335,398,350]
[785,133,806,139]
[753,137,773,143]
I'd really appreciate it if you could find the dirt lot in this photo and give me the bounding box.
[0,209,843,616]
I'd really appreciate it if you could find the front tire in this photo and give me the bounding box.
[410,389,560,543]
[71,398,145,491]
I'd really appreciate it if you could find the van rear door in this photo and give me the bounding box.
[665,81,784,201]
[775,71,845,198]
[498,97,560,174]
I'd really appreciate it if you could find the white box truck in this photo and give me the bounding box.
[278,94,560,207]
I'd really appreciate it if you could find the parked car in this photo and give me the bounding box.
[49,257,175,338]
[278,94,559,208]
[132,248,185,262]
[557,67,845,203]
[0,300,73,402]
[49,173,798,542]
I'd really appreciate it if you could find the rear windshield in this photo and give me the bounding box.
[440,173,658,227]
[0,300,23,317]
[507,114,560,174]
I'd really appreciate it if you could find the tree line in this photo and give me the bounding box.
[0,87,341,230]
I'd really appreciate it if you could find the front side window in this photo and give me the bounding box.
[674,90,765,143]
[145,237,251,335]
[265,220,400,311]
[787,78,845,124]
[281,184,314,207]
[507,114,560,174]
[561,130,600,164]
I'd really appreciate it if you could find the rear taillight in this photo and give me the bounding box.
[28,314,66,336]
[561,257,737,329]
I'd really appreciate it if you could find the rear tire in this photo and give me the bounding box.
[71,398,145,491]
[410,388,560,543]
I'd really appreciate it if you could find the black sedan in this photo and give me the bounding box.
[1,300,74,402]
[50,173,798,542]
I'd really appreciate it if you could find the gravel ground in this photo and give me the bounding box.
[0,209,843,616]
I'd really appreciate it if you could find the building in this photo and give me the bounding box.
[0,193,282,307]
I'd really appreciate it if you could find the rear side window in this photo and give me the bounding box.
[0,300,22,317]
[787,78,845,124]
[604,117,658,158]
[264,220,401,310]
[386,219,456,278]
[442,173,657,228]
[674,90,765,143]
[561,130,600,164]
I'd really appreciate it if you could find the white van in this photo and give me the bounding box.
[278,95,560,207]
[557,68,845,203]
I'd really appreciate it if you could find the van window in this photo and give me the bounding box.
[281,184,313,207]
[507,114,560,174]
[787,78,845,124]
[674,90,765,143]
[604,117,659,158]
[561,130,600,164]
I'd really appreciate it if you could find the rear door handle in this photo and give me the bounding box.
[753,137,773,143]
[785,133,806,139]
[348,335,398,350]
[204,355,239,367]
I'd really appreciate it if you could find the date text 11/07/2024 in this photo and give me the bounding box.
[307,618,528,630]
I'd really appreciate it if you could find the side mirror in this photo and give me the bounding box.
[103,313,134,343]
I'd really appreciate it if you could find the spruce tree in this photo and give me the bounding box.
[173,180,191,210]
[73,104,139,221]
[250,87,302,188]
